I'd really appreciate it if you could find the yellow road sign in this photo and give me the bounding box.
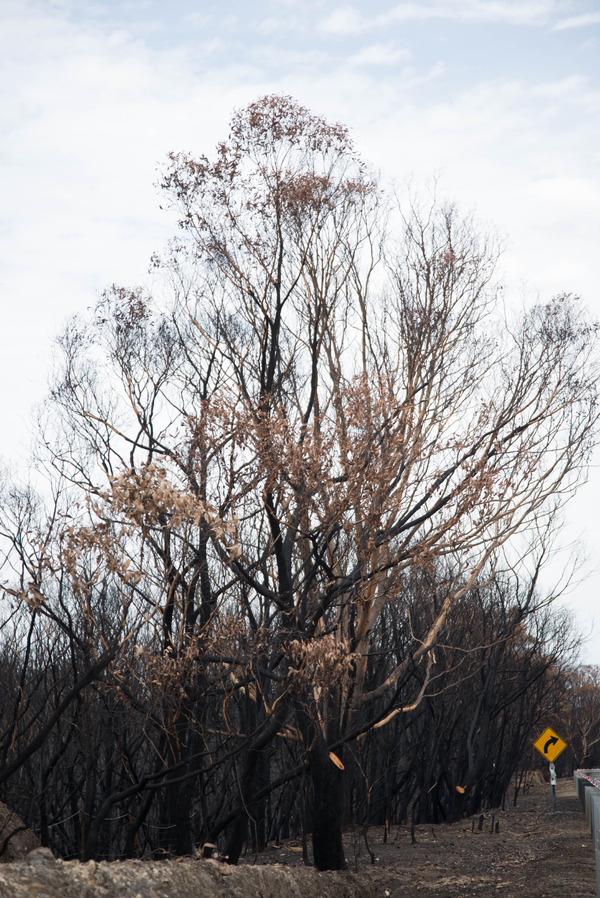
[533,727,567,763]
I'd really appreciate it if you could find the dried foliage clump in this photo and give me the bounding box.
[287,634,358,697]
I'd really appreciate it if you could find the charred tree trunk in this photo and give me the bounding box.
[307,737,346,871]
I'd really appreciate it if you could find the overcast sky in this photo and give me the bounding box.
[1,0,599,658]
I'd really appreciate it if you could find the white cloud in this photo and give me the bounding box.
[530,73,589,97]
[433,0,558,25]
[348,42,410,67]
[220,14,240,29]
[521,177,600,216]
[182,12,214,28]
[319,0,562,34]
[0,1,265,465]
[248,43,333,75]
[257,16,283,34]
[553,11,600,30]
[319,6,367,35]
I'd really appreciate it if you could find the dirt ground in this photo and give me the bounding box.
[247,777,596,897]
[0,778,594,897]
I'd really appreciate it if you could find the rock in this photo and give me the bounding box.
[0,802,41,863]
[26,847,56,867]
[0,856,378,898]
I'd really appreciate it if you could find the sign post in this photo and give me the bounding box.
[533,727,567,812]
[549,762,557,812]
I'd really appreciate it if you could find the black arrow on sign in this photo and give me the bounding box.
[544,736,558,754]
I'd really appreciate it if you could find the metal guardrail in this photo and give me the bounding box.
[574,770,600,897]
